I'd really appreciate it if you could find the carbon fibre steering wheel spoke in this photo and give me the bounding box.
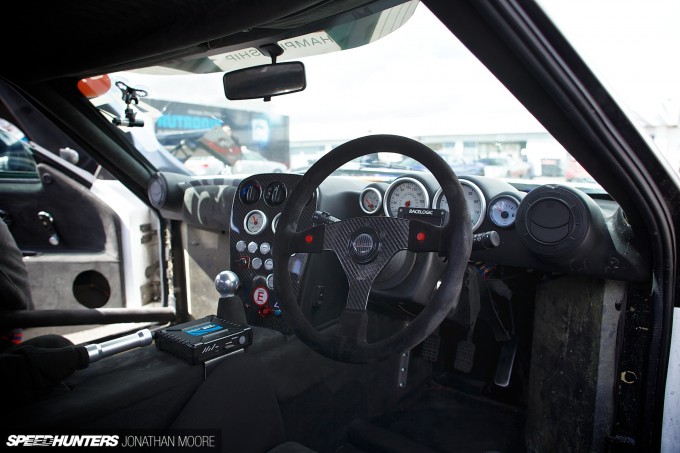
[322,217,409,309]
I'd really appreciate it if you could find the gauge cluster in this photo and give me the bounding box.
[359,174,522,235]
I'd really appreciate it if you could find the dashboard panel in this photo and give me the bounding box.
[230,173,318,334]
[150,169,651,329]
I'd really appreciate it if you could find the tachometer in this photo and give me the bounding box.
[359,187,382,214]
[432,180,486,232]
[244,210,268,235]
[384,177,430,217]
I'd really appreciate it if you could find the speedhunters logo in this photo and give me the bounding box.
[5,431,219,450]
[6,435,119,447]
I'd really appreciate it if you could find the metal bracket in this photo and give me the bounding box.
[397,349,410,388]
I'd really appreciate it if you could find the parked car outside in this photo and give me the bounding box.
[184,155,226,176]
[565,154,596,183]
[352,152,484,176]
[0,124,36,173]
[441,153,485,176]
[227,147,287,174]
[479,155,533,179]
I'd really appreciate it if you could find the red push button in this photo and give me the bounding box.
[258,306,273,318]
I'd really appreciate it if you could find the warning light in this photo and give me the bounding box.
[305,234,313,244]
[416,232,426,241]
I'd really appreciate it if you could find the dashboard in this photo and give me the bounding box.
[150,169,652,334]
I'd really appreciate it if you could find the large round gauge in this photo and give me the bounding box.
[271,213,281,233]
[384,177,430,217]
[244,210,268,235]
[488,195,520,228]
[359,187,382,214]
[432,180,486,232]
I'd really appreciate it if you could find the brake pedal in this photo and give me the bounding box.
[420,334,441,362]
[453,338,476,373]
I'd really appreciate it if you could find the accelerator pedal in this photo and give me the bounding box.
[494,335,518,387]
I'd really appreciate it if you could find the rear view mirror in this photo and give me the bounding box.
[223,62,306,101]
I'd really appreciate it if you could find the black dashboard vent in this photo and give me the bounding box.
[515,184,595,257]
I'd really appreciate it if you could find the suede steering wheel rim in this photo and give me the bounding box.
[273,134,472,363]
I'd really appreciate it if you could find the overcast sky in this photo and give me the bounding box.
[537,0,680,127]
[121,0,680,143]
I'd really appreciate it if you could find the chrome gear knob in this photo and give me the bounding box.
[215,270,240,297]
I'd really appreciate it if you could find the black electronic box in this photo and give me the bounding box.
[155,315,253,364]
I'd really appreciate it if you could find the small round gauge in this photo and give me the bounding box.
[488,195,520,228]
[271,213,281,233]
[432,180,486,232]
[384,177,430,217]
[147,173,167,209]
[359,187,382,214]
[244,210,268,235]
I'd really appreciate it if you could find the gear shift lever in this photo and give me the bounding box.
[215,270,239,297]
[215,270,246,324]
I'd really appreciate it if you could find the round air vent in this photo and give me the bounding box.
[516,185,593,257]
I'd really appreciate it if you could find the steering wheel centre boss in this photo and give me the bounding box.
[155,315,253,364]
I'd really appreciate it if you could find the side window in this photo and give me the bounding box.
[0,121,39,179]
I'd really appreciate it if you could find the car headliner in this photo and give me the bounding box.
[2,0,404,83]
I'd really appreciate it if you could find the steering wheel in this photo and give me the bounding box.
[273,135,472,363]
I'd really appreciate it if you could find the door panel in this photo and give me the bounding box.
[0,163,124,310]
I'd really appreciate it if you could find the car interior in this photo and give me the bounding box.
[0,0,678,452]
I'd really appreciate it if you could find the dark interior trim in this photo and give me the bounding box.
[0,307,176,329]
[421,0,677,449]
